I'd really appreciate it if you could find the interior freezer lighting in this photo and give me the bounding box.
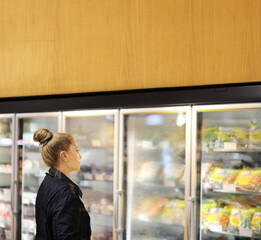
[145,115,163,125]
[105,115,114,121]
[176,113,186,127]
[0,138,12,146]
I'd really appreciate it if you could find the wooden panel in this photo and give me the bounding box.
[0,0,260,98]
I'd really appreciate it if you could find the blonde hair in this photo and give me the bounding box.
[33,128,74,167]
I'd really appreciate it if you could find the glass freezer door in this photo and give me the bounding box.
[121,107,191,240]
[63,110,118,240]
[0,116,14,240]
[17,113,61,240]
[193,104,261,240]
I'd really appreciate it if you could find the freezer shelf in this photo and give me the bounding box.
[202,228,261,240]
[131,219,184,240]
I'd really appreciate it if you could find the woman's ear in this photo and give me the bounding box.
[59,151,68,162]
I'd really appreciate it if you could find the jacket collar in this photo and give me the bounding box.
[47,167,82,198]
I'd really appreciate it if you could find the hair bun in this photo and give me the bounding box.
[33,128,53,147]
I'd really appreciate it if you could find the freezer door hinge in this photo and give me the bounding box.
[115,229,123,233]
[188,196,195,203]
[116,189,124,195]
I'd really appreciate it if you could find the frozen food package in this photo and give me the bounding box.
[247,195,261,207]
[222,169,239,185]
[164,163,185,186]
[201,199,217,229]
[204,167,239,189]
[251,211,261,236]
[206,208,231,231]
[136,161,164,184]
[147,198,166,219]
[201,163,213,182]
[239,208,256,229]
[233,127,249,148]
[228,208,243,233]
[137,197,166,221]
[201,127,218,146]
[233,127,249,141]
[161,199,185,226]
[226,199,252,209]
[216,127,234,142]
[160,199,173,224]
[249,123,261,146]
[235,168,261,192]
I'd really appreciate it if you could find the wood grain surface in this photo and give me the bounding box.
[0,0,260,97]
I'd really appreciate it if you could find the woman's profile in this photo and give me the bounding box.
[33,128,91,240]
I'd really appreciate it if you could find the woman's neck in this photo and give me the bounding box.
[54,164,70,176]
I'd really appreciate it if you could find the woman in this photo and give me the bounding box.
[33,128,91,240]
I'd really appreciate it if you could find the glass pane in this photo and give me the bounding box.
[198,109,261,240]
[19,117,59,240]
[124,112,186,240]
[0,118,12,240]
[65,115,115,239]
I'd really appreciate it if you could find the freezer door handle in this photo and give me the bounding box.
[188,196,195,240]
[114,189,124,240]
[11,180,18,214]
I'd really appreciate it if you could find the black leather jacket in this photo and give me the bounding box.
[35,167,91,240]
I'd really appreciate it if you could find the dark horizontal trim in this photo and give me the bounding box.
[0,82,261,113]
[1,81,260,102]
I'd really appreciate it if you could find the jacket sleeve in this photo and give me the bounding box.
[52,186,82,240]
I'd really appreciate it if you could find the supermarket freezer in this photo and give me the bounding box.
[192,104,261,240]
[119,107,192,240]
[16,113,61,240]
[0,115,15,240]
[62,110,119,240]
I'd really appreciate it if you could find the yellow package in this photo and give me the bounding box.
[228,208,243,233]
[230,209,242,227]
[249,123,261,143]
[205,167,238,189]
[233,127,249,141]
[239,208,257,229]
[201,200,217,229]
[235,168,261,192]
[217,127,234,142]
[201,163,213,182]
[161,199,185,226]
[206,208,231,230]
[202,127,217,143]
[251,211,261,235]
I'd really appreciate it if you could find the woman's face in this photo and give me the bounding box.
[66,141,82,173]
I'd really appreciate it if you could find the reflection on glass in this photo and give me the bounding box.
[199,109,261,240]
[125,113,186,240]
[20,117,58,240]
[65,115,115,239]
[0,119,12,240]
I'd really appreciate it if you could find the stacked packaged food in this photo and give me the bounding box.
[200,119,261,239]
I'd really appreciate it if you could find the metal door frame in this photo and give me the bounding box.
[191,102,261,240]
[0,114,15,240]
[15,112,62,240]
[119,106,192,240]
[62,109,120,240]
